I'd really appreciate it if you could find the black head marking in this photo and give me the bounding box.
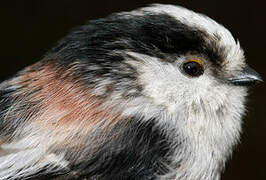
[48,13,226,69]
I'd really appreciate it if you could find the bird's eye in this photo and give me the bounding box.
[182,59,204,77]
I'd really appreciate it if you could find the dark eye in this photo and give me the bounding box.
[182,60,204,77]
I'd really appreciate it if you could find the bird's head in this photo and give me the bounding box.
[45,4,261,128]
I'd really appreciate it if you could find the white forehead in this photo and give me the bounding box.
[131,4,244,68]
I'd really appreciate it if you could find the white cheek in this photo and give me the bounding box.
[134,58,211,113]
[137,60,187,111]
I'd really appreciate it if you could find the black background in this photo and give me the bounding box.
[0,1,265,179]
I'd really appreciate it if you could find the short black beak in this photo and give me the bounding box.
[228,66,263,86]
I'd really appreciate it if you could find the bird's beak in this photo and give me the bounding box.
[228,66,263,86]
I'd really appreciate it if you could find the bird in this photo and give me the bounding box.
[0,4,262,180]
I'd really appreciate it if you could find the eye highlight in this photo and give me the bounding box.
[182,59,204,77]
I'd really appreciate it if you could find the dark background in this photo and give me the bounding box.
[0,0,265,179]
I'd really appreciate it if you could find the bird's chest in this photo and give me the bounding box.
[169,111,240,180]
